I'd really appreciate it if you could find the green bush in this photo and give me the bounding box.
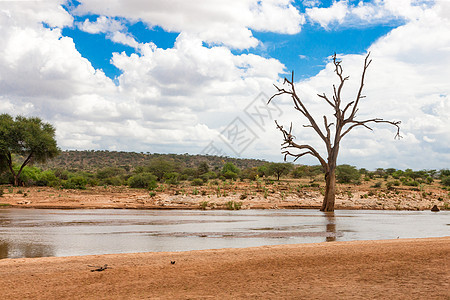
[36,170,60,187]
[191,178,204,186]
[441,176,450,187]
[223,171,238,180]
[336,165,360,184]
[102,176,124,186]
[372,181,382,188]
[96,167,126,179]
[163,172,180,185]
[199,201,209,210]
[62,175,88,189]
[53,168,69,180]
[15,166,41,186]
[225,200,242,210]
[145,159,178,181]
[127,172,158,190]
[240,167,258,180]
[222,162,240,175]
[440,169,450,178]
[405,180,420,187]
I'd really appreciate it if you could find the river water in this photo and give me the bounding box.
[0,208,448,259]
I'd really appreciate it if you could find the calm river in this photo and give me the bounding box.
[0,209,448,259]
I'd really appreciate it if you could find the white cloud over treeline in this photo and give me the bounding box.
[0,0,449,169]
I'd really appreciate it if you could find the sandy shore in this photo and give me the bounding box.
[1,185,448,210]
[0,237,449,299]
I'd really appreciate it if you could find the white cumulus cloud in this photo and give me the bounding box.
[72,0,304,49]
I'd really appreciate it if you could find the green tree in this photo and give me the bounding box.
[221,162,240,180]
[441,176,450,187]
[268,162,293,180]
[0,114,60,186]
[145,158,177,181]
[440,169,450,178]
[336,165,360,184]
[257,164,270,177]
[127,172,158,190]
[222,162,240,174]
[197,162,210,175]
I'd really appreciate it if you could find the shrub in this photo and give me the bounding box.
[440,169,450,178]
[127,173,158,190]
[199,201,209,210]
[336,165,360,184]
[36,170,60,187]
[102,176,124,186]
[199,174,210,183]
[372,181,382,188]
[191,178,204,186]
[222,162,240,175]
[16,166,41,186]
[441,176,450,187]
[226,200,242,210]
[145,159,177,181]
[223,170,238,180]
[96,167,126,179]
[240,167,258,180]
[405,180,420,187]
[163,172,180,185]
[62,175,88,189]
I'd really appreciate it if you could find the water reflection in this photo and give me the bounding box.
[0,240,54,259]
[325,212,336,242]
[0,209,448,259]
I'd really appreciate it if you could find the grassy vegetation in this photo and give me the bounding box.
[2,151,449,210]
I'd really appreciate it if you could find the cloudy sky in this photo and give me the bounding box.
[0,0,449,170]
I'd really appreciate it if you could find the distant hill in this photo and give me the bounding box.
[37,150,269,172]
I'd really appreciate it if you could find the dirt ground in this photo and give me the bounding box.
[0,237,448,299]
[0,180,448,210]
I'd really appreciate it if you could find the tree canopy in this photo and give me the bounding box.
[0,114,60,186]
[267,162,293,180]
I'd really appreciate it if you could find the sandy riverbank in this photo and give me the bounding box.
[0,237,448,299]
[1,184,448,210]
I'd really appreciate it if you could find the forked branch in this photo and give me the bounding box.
[275,121,327,169]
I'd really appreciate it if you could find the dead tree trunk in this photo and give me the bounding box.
[269,53,401,212]
[322,167,336,211]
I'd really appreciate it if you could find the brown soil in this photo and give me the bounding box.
[0,237,448,299]
[0,179,448,210]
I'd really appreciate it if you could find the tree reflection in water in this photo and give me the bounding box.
[325,212,336,242]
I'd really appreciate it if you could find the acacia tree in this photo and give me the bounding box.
[268,162,293,181]
[0,114,60,186]
[269,53,401,211]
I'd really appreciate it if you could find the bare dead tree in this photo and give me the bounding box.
[268,53,401,212]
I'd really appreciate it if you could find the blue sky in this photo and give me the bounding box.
[61,1,400,81]
[0,0,449,170]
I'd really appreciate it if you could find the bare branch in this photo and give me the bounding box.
[342,101,354,115]
[317,93,335,108]
[269,72,331,150]
[347,52,372,122]
[275,121,328,168]
[341,118,402,139]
